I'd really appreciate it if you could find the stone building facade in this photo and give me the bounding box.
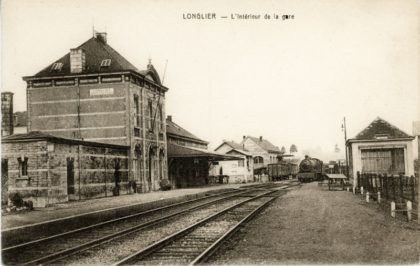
[21,33,168,193]
[2,132,129,207]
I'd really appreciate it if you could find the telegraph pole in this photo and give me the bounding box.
[342,117,349,177]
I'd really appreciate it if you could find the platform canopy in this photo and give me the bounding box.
[167,143,242,161]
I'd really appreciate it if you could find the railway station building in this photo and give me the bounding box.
[346,117,415,187]
[2,33,169,206]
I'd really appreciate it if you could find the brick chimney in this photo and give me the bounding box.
[95,32,107,44]
[167,115,172,122]
[1,92,14,136]
[259,136,263,141]
[70,48,86,73]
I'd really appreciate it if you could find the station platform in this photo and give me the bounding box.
[1,183,256,231]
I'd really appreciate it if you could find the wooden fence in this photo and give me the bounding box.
[356,172,418,221]
[356,172,417,204]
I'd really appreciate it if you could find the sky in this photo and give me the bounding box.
[2,0,419,161]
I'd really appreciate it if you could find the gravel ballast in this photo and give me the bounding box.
[211,182,420,264]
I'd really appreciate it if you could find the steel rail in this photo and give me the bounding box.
[190,195,278,265]
[3,189,253,265]
[2,190,233,251]
[112,190,278,266]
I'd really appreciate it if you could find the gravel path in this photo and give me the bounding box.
[211,182,420,264]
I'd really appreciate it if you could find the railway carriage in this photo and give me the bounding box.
[267,162,298,181]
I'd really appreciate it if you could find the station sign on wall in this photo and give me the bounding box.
[89,88,114,97]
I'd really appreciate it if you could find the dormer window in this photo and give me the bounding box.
[100,59,111,67]
[50,62,63,72]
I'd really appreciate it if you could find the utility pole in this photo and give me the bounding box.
[342,117,349,177]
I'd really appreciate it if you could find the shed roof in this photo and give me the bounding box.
[2,131,129,149]
[167,143,241,161]
[349,117,414,142]
[166,118,208,145]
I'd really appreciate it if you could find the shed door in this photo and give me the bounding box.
[361,148,405,175]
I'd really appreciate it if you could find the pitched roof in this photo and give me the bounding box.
[352,117,413,141]
[243,136,282,153]
[167,143,241,160]
[2,131,128,149]
[226,149,252,157]
[214,140,248,152]
[31,36,140,78]
[166,118,208,145]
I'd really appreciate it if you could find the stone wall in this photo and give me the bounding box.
[1,139,129,207]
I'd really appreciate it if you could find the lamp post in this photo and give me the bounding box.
[342,117,349,178]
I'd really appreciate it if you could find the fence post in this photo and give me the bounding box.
[366,192,370,203]
[353,186,355,195]
[391,201,396,218]
[379,174,383,193]
[407,201,412,222]
[410,176,415,203]
[361,186,364,195]
[392,176,396,201]
[378,191,381,203]
[399,174,404,203]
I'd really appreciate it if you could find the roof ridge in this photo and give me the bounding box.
[354,117,412,140]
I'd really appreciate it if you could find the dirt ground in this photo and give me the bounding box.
[212,182,420,265]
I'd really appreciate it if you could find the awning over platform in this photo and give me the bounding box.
[167,143,242,161]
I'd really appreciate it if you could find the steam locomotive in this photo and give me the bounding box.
[267,161,298,181]
[296,156,325,182]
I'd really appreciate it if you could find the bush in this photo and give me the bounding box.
[9,192,24,208]
[159,179,172,191]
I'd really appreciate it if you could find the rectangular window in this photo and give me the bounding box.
[50,62,63,71]
[18,157,28,177]
[148,100,153,130]
[100,59,112,67]
[238,160,245,167]
[134,95,140,127]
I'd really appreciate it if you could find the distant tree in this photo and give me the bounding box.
[290,144,298,153]
[334,144,340,153]
[280,146,286,154]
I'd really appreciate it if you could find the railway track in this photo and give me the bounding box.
[113,190,280,265]
[2,183,285,265]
